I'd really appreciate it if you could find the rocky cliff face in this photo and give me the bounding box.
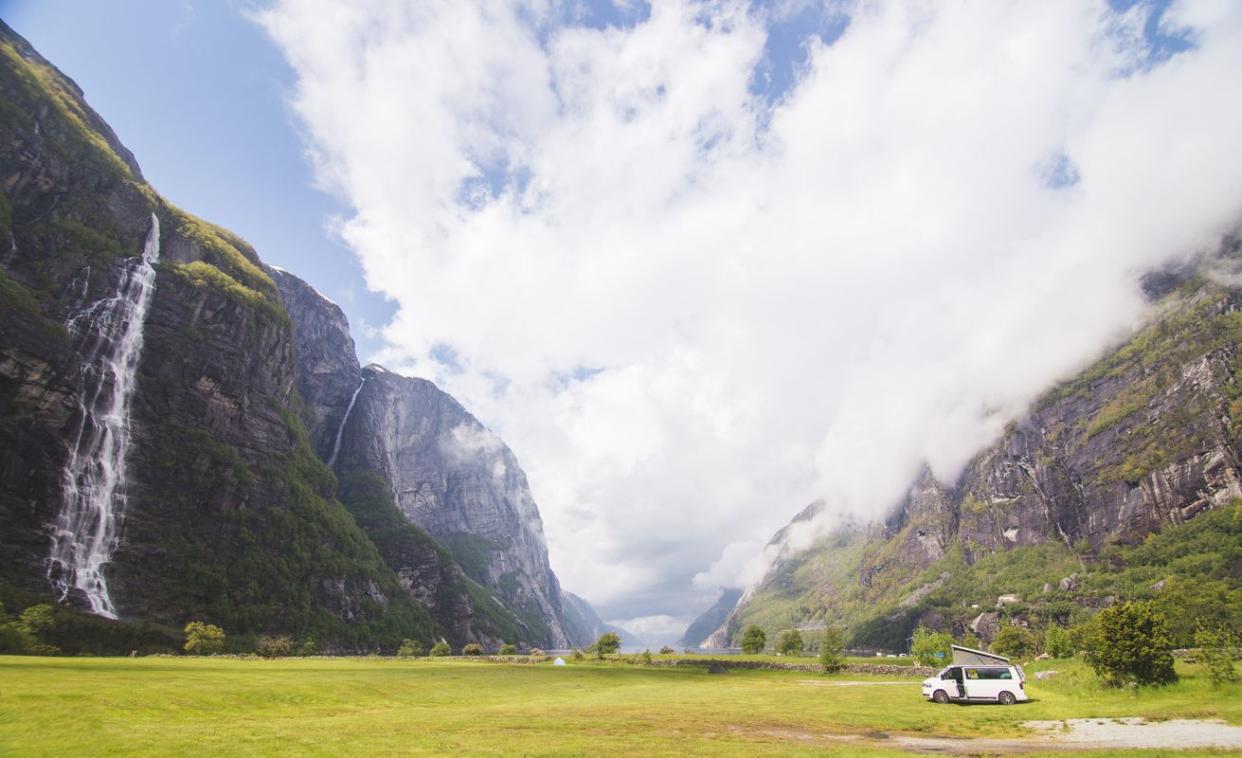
[331,364,577,647]
[273,266,586,647]
[0,21,439,650]
[690,267,1242,650]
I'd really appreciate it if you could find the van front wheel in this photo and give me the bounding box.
[998,691,1017,705]
[932,690,950,704]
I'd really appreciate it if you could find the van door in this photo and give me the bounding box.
[943,667,963,699]
[962,667,995,700]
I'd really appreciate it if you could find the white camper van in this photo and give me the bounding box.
[921,645,1027,705]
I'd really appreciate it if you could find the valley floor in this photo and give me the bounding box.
[1,656,1240,756]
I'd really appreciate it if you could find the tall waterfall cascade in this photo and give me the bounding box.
[327,377,366,468]
[48,213,161,619]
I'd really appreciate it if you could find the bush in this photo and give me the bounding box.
[19,605,55,636]
[777,629,804,656]
[429,640,451,657]
[530,648,545,659]
[740,625,766,654]
[1083,601,1177,687]
[641,649,653,665]
[819,627,845,673]
[659,646,675,655]
[1194,627,1238,686]
[498,643,518,655]
[571,648,584,661]
[255,635,295,658]
[912,627,952,667]
[297,638,318,656]
[183,622,226,655]
[397,639,424,658]
[462,643,483,656]
[991,626,1040,660]
[595,632,621,656]
[1045,626,1073,659]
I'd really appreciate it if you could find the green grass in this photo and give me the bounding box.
[1,656,1238,756]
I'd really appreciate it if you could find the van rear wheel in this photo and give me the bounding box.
[998,691,1017,705]
[932,690,950,704]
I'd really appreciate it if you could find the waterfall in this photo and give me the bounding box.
[48,213,161,619]
[327,378,366,468]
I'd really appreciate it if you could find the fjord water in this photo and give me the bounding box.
[48,213,161,619]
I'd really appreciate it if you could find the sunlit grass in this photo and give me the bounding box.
[1,655,1238,756]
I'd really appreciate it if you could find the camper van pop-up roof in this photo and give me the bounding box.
[951,645,1011,666]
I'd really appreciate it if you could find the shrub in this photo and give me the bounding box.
[255,635,295,658]
[819,627,845,673]
[777,629,804,656]
[1045,626,1074,659]
[571,648,584,661]
[1194,627,1238,686]
[18,605,55,636]
[1083,601,1177,687]
[912,627,952,667]
[429,640,451,657]
[641,649,653,665]
[297,638,318,657]
[595,632,621,656]
[462,643,483,656]
[183,622,226,655]
[659,646,675,655]
[499,643,518,655]
[529,648,546,659]
[740,625,766,654]
[397,639,424,658]
[991,626,1040,660]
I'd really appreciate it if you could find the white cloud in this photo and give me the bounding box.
[258,0,1242,622]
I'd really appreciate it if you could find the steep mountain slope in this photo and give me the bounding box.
[273,268,587,648]
[332,365,578,647]
[693,268,1242,651]
[0,21,601,652]
[560,590,645,650]
[678,587,740,648]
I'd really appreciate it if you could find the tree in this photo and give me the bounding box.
[297,637,318,657]
[499,643,518,655]
[18,605,55,636]
[1045,626,1073,659]
[659,646,675,655]
[255,635,294,658]
[777,629,804,656]
[462,643,483,656]
[912,627,952,667]
[819,627,845,673]
[991,626,1040,660]
[740,625,767,654]
[183,622,226,655]
[595,632,621,656]
[1194,627,1238,686]
[429,640,451,657]
[1084,601,1177,686]
[397,639,424,657]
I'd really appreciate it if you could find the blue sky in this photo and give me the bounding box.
[0,0,395,357]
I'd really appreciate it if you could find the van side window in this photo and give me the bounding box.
[942,668,956,680]
[965,668,979,679]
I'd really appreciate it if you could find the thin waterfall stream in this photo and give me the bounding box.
[327,377,366,468]
[48,213,161,619]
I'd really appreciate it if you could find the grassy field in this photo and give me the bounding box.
[1,655,1239,756]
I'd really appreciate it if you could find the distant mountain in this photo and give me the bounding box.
[0,20,597,652]
[689,260,1242,651]
[678,588,740,648]
[560,591,645,650]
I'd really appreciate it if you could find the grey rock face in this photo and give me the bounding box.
[337,365,573,647]
[271,267,583,648]
[679,587,742,648]
[268,267,362,461]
